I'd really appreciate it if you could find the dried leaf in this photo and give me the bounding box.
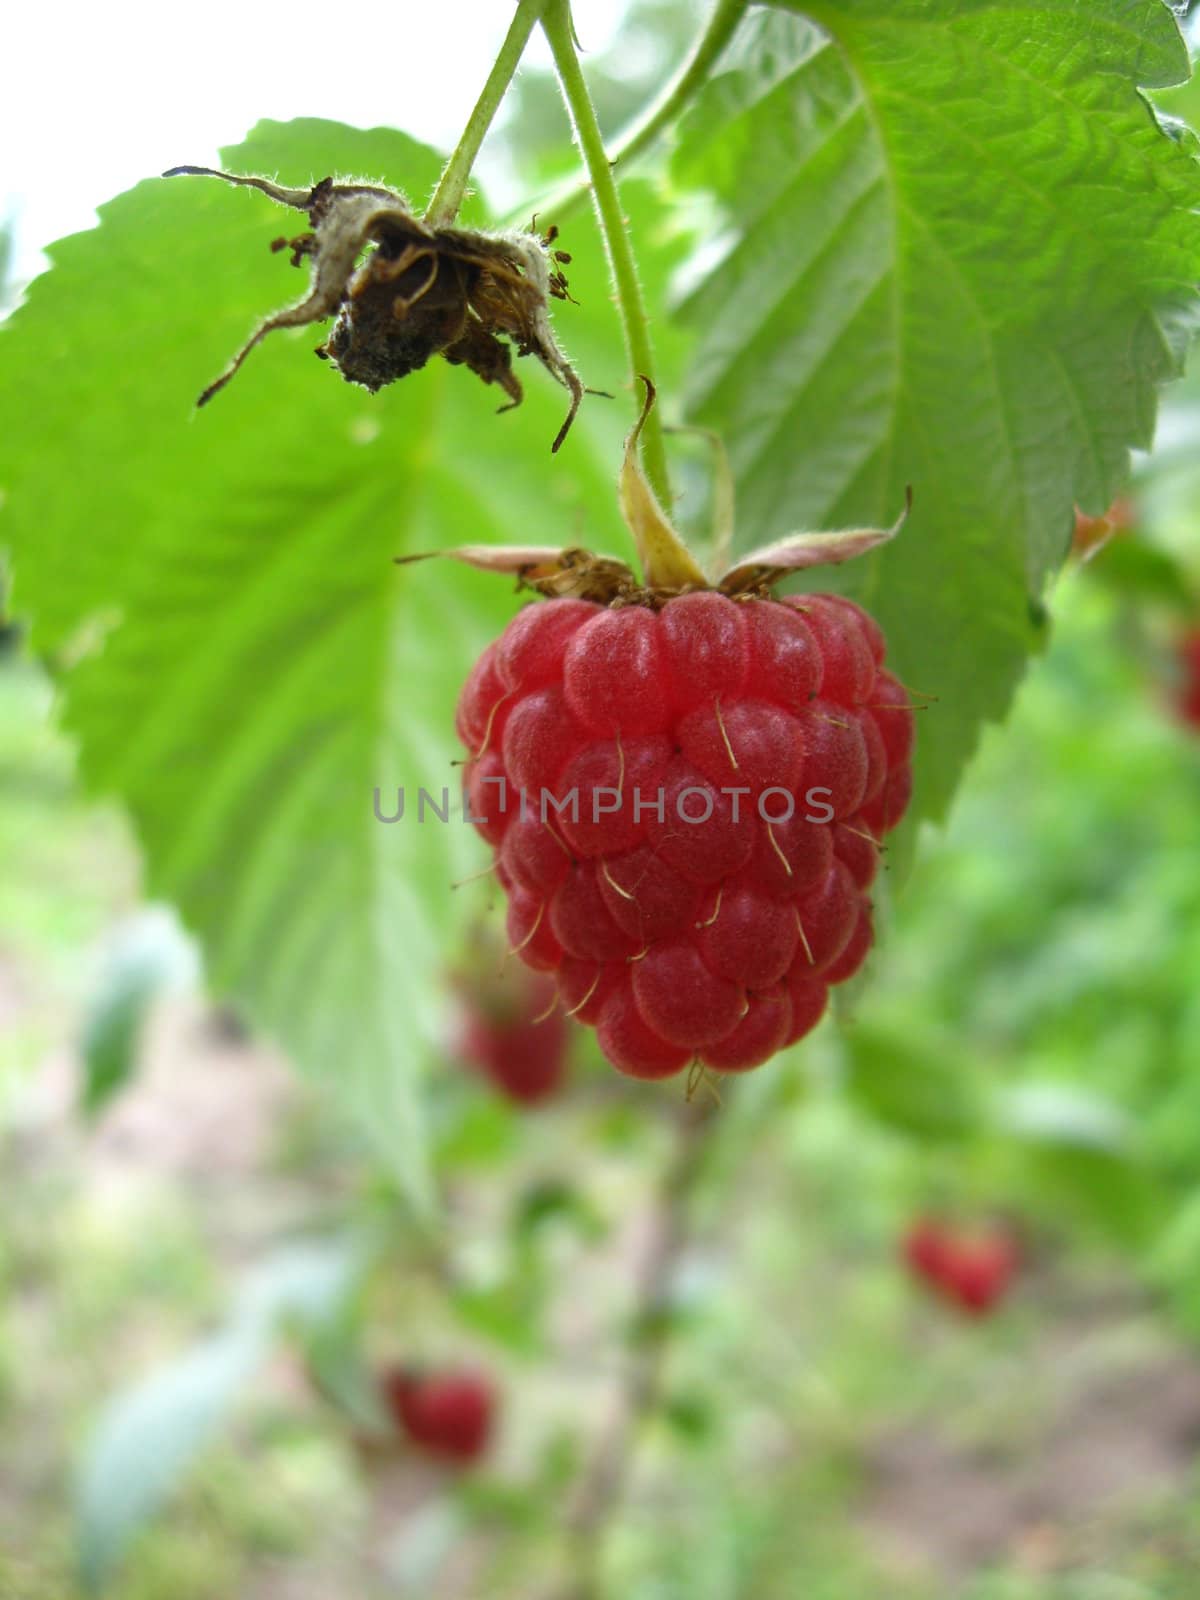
[395,544,640,603]
[719,488,912,594]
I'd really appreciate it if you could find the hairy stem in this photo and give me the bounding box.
[542,0,672,509]
[425,0,547,226]
[544,0,748,226]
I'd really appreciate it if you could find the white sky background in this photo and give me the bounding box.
[1,0,630,284]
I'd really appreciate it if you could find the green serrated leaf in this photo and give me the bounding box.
[673,2,1200,826]
[0,120,688,1202]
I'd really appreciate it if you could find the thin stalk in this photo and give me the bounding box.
[560,1100,716,1598]
[541,0,748,226]
[542,0,672,508]
[425,0,547,226]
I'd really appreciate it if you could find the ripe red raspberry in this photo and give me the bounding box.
[902,1220,1018,1318]
[457,588,914,1079]
[381,1367,495,1464]
[456,964,569,1105]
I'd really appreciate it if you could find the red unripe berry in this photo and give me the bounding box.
[382,1367,495,1464]
[456,592,914,1079]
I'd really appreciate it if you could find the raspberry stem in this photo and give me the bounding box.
[425,0,548,227]
[536,0,749,227]
[564,1099,716,1591]
[542,0,673,510]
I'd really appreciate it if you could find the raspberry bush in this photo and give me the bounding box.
[3,0,1200,1587]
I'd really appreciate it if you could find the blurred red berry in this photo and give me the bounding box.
[949,1237,1019,1317]
[382,1367,495,1464]
[902,1220,1018,1318]
[456,961,569,1105]
[903,1218,952,1282]
[1172,628,1200,730]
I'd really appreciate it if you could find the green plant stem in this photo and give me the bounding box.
[425,0,547,225]
[542,0,673,510]
[541,0,748,226]
[561,1099,717,1599]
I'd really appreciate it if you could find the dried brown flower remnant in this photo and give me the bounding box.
[163,166,586,451]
